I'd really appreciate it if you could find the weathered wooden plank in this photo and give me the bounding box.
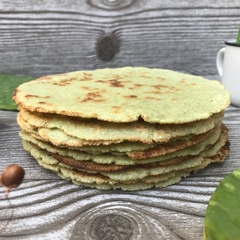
[0,0,239,77]
[0,102,240,239]
[0,0,239,236]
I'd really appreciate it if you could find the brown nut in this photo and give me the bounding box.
[0,164,25,190]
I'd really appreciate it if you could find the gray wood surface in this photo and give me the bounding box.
[0,0,240,239]
[0,0,239,77]
[0,104,240,240]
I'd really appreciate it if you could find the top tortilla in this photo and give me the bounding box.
[13,67,230,123]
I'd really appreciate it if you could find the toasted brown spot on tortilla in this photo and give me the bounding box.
[145,90,162,95]
[209,140,230,163]
[124,95,138,99]
[153,84,179,92]
[81,86,91,91]
[83,72,93,81]
[180,79,198,87]
[158,156,191,166]
[141,75,151,78]
[156,77,165,81]
[84,73,92,77]
[171,98,177,101]
[109,79,125,88]
[80,90,107,103]
[112,106,122,113]
[134,84,144,88]
[12,88,20,98]
[38,102,53,106]
[153,84,164,90]
[55,78,76,86]
[96,80,105,83]
[25,94,39,98]
[46,151,128,172]
[26,94,50,99]
[146,96,161,101]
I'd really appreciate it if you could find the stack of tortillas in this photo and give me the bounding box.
[13,67,231,191]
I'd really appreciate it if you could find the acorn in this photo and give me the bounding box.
[0,164,25,193]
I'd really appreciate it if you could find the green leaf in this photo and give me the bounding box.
[0,74,33,110]
[204,168,240,240]
[237,28,240,45]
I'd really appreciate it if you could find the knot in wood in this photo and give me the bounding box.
[96,32,119,61]
[88,0,136,11]
[90,214,134,239]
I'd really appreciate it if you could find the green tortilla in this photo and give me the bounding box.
[18,108,223,145]
[21,137,229,191]
[19,122,224,166]
[12,67,231,191]
[13,67,230,123]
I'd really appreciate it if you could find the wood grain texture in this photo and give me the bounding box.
[0,1,240,238]
[0,103,240,240]
[0,0,239,77]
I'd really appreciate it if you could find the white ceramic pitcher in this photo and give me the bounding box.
[216,40,240,107]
